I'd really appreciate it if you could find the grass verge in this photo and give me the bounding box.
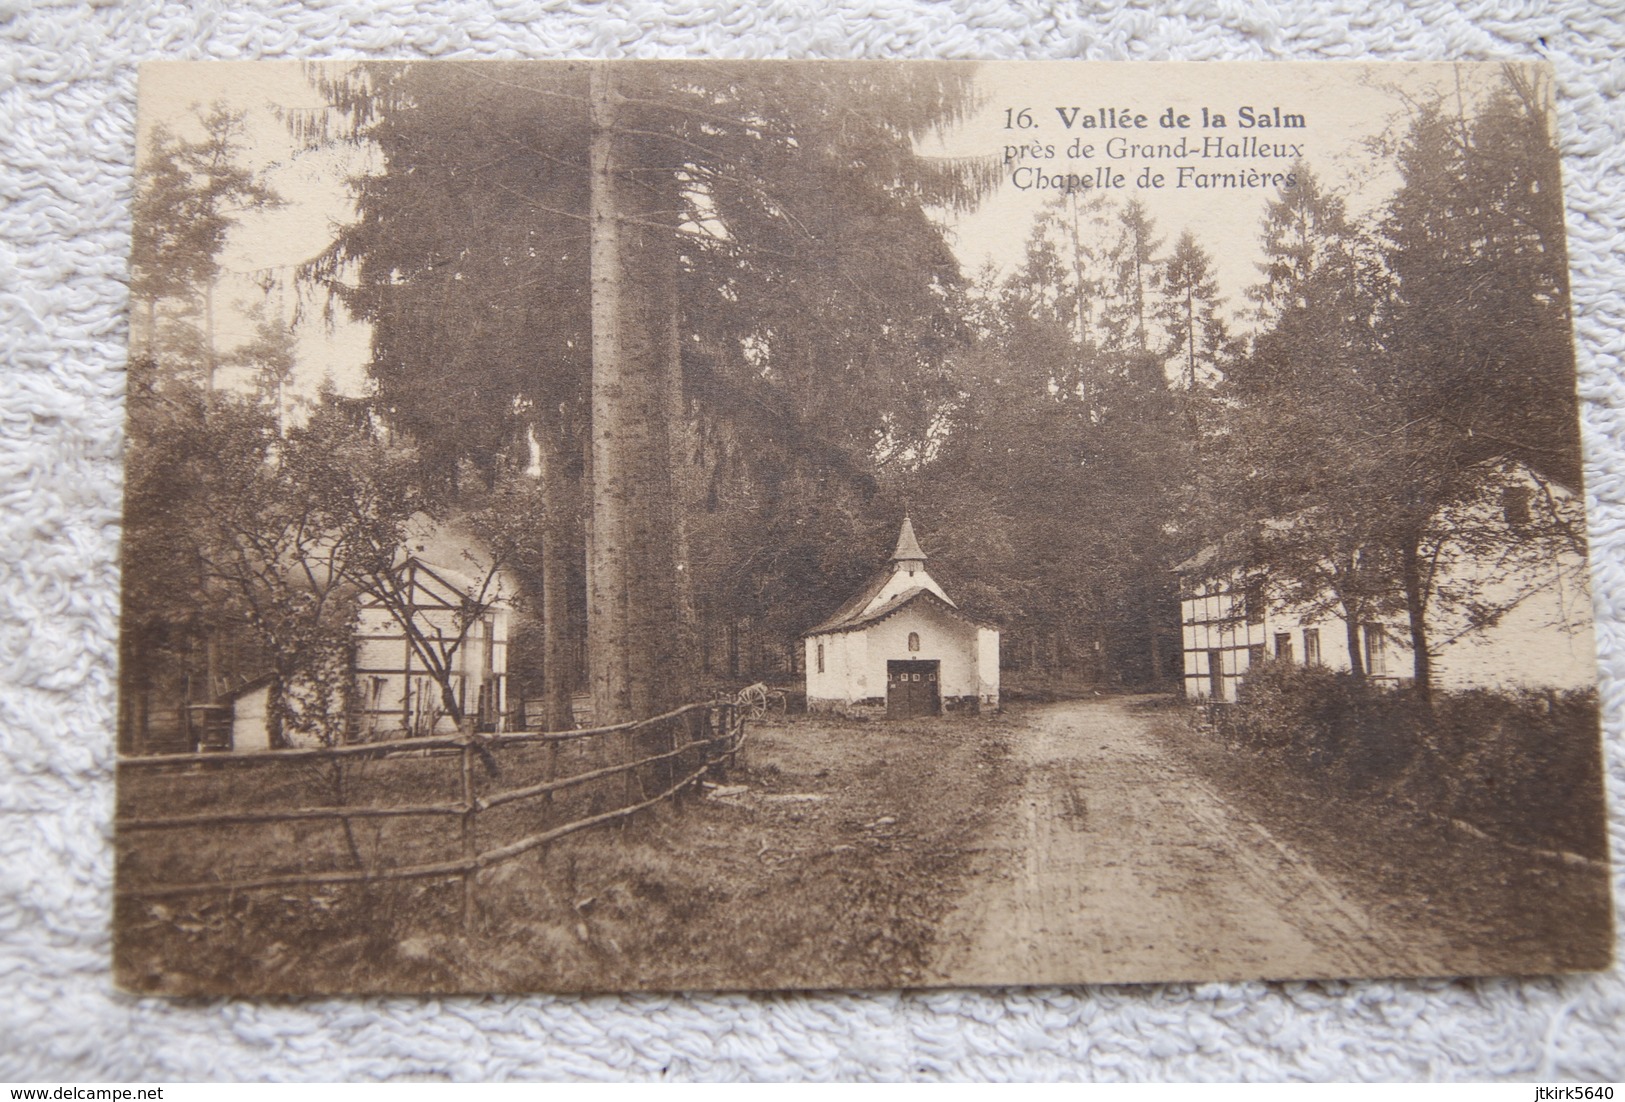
[115,709,1014,995]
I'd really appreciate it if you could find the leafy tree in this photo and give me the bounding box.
[1381,67,1578,486]
[141,390,521,744]
[1223,68,1585,697]
[122,388,369,747]
[121,107,283,749]
[1098,198,1164,363]
[914,196,1198,686]
[1225,164,1394,679]
[197,402,371,744]
[1370,66,1583,693]
[120,373,230,749]
[224,303,300,433]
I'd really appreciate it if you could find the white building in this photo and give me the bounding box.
[804,518,999,717]
[1176,463,1595,701]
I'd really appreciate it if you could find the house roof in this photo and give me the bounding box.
[1174,457,1578,578]
[1172,514,1307,576]
[804,583,994,637]
[1172,526,1256,576]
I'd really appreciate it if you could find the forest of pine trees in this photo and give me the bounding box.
[119,61,1584,745]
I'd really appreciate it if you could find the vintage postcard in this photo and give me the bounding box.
[116,60,1612,995]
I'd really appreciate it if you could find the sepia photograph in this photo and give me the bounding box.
[114,59,1612,996]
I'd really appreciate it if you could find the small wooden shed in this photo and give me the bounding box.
[804,518,999,718]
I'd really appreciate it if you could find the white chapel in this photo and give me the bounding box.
[803,518,1000,718]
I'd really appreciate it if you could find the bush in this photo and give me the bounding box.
[1420,687,1605,858]
[1210,660,1603,857]
[1213,660,1421,792]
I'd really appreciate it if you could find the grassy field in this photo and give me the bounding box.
[114,709,1015,995]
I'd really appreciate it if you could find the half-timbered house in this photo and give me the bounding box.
[351,555,512,738]
[1176,462,1594,701]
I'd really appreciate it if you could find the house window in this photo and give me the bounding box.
[907,631,921,652]
[1274,632,1292,662]
[1303,628,1321,666]
[1243,578,1266,625]
[816,643,824,674]
[1247,644,1266,667]
[1363,624,1388,676]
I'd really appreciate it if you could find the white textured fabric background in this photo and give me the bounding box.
[2,0,1622,1083]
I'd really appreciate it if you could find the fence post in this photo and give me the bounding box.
[706,704,726,780]
[726,702,742,771]
[622,720,638,816]
[460,737,477,932]
[661,712,677,794]
[545,736,557,822]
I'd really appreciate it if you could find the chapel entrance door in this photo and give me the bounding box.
[886,660,941,719]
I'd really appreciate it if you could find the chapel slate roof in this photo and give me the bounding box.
[803,568,895,636]
[804,582,993,637]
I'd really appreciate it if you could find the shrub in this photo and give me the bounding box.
[1210,660,1603,857]
[1419,687,1604,858]
[1214,660,1419,791]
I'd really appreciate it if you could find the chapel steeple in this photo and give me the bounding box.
[891,516,927,577]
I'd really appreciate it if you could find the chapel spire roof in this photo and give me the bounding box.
[891,516,927,563]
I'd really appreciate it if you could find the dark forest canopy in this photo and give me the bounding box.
[302,60,993,473]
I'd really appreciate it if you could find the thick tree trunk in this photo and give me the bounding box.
[537,404,577,732]
[623,189,683,721]
[1344,615,1366,680]
[586,63,686,725]
[664,278,702,700]
[587,65,634,725]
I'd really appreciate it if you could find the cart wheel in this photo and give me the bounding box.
[742,684,769,720]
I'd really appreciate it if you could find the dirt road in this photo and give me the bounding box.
[925,696,1441,986]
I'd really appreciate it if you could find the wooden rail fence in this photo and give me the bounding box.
[115,701,747,926]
